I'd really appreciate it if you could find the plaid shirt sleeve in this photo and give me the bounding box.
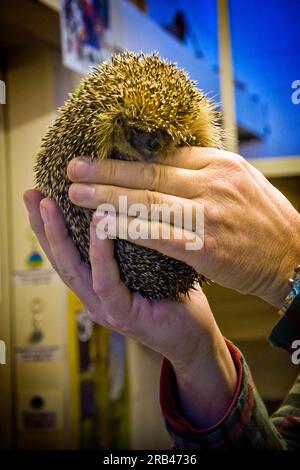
[270,374,300,450]
[160,339,289,450]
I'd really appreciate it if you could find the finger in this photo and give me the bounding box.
[89,221,133,327]
[38,197,103,312]
[93,212,204,271]
[116,193,202,233]
[67,149,214,195]
[24,192,127,331]
[68,183,203,219]
[23,189,57,267]
[67,157,198,196]
[171,146,223,168]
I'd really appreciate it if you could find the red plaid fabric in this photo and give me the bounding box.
[160,339,297,449]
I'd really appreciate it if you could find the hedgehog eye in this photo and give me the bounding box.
[129,127,161,152]
[146,136,161,152]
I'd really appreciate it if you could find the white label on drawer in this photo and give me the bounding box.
[13,268,60,286]
[16,345,60,362]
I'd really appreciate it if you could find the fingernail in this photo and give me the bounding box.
[40,206,49,224]
[72,184,95,201]
[72,158,90,178]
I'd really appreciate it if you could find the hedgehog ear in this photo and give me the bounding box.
[97,112,118,159]
[114,114,127,129]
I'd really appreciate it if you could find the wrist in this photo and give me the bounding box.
[168,317,224,377]
[264,238,300,309]
[170,326,224,377]
[170,330,237,428]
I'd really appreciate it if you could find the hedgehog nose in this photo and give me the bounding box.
[129,127,162,153]
[146,136,161,152]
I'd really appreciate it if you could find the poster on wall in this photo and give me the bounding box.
[60,0,111,75]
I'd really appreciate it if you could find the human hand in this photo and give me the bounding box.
[23,189,237,428]
[67,149,300,308]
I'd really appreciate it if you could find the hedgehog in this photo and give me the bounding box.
[34,51,222,302]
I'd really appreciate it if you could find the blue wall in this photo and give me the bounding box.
[148,0,300,158]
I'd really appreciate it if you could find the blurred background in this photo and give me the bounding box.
[0,0,299,450]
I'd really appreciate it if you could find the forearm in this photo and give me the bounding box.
[161,341,287,450]
[171,331,237,429]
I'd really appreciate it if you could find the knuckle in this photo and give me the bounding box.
[212,177,238,201]
[224,152,247,172]
[217,150,243,168]
[92,282,104,297]
[92,281,108,298]
[233,155,247,171]
[234,153,247,165]
[104,159,115,183]
[213,178,230,194]
[102,185,116,207]
[205,204,224,225]
[144,189,158,207]
[157,165,168,189]
[146,163,160,190]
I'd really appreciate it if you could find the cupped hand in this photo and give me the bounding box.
[24,189,220,367]
[23,189,237,428]
[67,148,300,308]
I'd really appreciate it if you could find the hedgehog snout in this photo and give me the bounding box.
[129,127,161,151]
[129,127,172,161]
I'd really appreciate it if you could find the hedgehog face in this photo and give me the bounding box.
[35,51,223,302]
[110,117,175,162]
[85,52,222,162]
[128,127,172,159]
